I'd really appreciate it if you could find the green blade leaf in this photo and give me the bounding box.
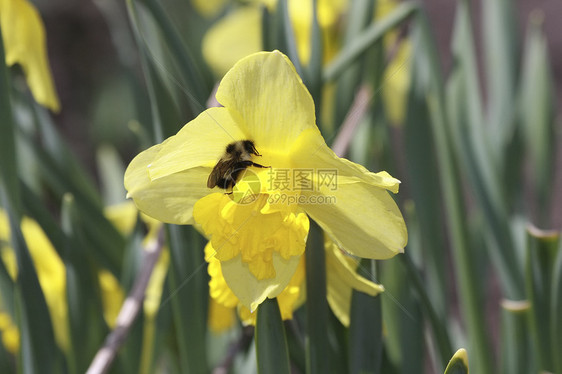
[525,226,559,372]
[499,300,534,374]
[349,261,383,374]
[256,298,290,374]
[304,219,329,374]
[323,2,417,83]
[519,13,556,215]
[165,225,208,374]
[412,10,494,374]
[551,236,562,374]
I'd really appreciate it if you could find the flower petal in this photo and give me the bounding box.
[202,6,262,77]
[148,107,247,181]
[220,251,302,312]
[215,51,316,152]
[291,128,401,192]
[124,143,210,224]
[325,238,384,327]
[301,180,407,259]
[1,0,60,111]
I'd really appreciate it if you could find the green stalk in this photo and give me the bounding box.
[304,219,329,374]
[413,12,493,374]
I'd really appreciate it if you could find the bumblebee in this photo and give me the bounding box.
[207,140,268,189]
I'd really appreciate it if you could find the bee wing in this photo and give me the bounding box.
[207,160,232,188]
[207,163,222,188]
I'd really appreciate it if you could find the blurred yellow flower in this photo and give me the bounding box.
[125,51,407,311]
[191,0,228,18]
[203,0,347,77]
[0,0,60,111]
[0,210,69,352]
[0,312,19,354]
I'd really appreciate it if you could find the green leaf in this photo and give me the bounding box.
[551,236,562,374]
[447,0,524,301]
[519,13,556,215]
[481,0,518,154]
[135,0,210,113]
[499,300,534,374]
[61,194,108,374]
[304,219,329,374]
[444,349,469,374]
[165,225,208,374]
[304,0,323,121]
[0,23,20,214]
[525,226,559,372]
[323,2,418,83]
[277,0,303,78]
[412,10,494,374]
[350,261,383,374]
[333,0,374,130]
[256,298,290,374]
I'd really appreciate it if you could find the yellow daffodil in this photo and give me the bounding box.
[0,0,60,111]
[203,0,347,77]
[124,50,407,311]
[0,210,69,351]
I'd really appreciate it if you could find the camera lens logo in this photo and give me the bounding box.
[230,168,262,205]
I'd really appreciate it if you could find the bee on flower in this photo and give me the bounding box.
[125,50,407,312]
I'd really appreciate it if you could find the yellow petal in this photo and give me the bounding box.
[144,249,170,317]
[291,128,401,192]
[220,251,302,311]
[103,202,139,235]
[148,107,247,181]
[208,297,236,333]
[192,0,228,18]
[205,242,239,308]
[124,143,211,224]
[1,323,19,354]
[1,0,60,111]
[215,51,317,152]
[98,269,125,328]
[301,180,407,259]
[325,238,383,327]
[202,6,262,77]
[238,255,305,324]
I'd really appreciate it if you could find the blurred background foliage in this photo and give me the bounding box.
[0,0,561,373]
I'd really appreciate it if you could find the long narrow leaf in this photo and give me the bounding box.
[256,298,290,374]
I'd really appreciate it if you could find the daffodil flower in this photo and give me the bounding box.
[124,50,407,311]
[0,0,60,111]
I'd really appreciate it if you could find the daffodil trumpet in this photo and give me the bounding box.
[124,50,407,311]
